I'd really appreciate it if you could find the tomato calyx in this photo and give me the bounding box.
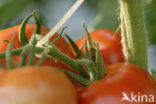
[0,32,105,86]
[65,33,83,58]
[65,22,96,61]
[0,11,106,86]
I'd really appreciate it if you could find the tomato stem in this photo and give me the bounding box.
[0,46,89,77]
[48,46,89,77]
[27,35,37,65]
[120,0,148,70]
[36,47,49,66]
[18,45,29,67]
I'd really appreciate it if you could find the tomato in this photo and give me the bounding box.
[76,29,125,65]
[79,63,156,104]
[0,66,77,104]
[0,24,74,70]
[72,81,84,96]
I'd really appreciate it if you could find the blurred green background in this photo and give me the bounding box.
[0,0,156,70]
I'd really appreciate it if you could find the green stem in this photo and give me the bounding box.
[0,47,78,68]
[0,46,88,77]
[48,46,89,77]
[120,0,148,70]
[48,46,80,71]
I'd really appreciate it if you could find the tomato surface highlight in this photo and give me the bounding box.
[0,66,77,104]
[79,63,156,104]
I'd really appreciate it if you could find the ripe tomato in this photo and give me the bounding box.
[79,63,156,104]
[0,24,74,70]
[0,66,77,104]
[76,29,125,65]
[72,81,84,96]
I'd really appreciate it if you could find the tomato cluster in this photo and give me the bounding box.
[0,24,155,104]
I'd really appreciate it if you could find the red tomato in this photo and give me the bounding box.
[0,66,77,104]
[79,63,156,104]
[76,29,125,65]
[72,81,84,96]
[0,24,74,70]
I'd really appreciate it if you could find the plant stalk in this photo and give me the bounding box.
[120,0,148,70]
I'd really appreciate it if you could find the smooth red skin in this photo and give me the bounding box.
[0,66,77,104]
[76,29,125,65]
[79,63,156,104]
[72,81,84,96]
[0,24,74,70]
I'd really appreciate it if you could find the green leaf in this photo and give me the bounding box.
[0,0,32,29]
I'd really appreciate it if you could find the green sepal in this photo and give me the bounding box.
[19,11,35,46]
[58,68,92,86]
[84,40,91,59]
[33,14,42,35]
[65,33,82,57]
[50,26,68,45]
[82,22,96,61]
[76,45,84,58]
[96,43,105,79]
[6,35,16,69]
[3,40,16,49]
[19,10,41,46]
[79,59,97,81]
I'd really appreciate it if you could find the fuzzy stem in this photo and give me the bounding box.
[120,0,148,70]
